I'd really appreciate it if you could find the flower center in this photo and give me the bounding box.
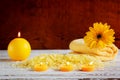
[97,34,102,39]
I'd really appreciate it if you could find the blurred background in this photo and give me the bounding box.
[0,0,120,49]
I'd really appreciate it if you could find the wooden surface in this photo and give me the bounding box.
[0,50,120,79]
[0,0,120,49]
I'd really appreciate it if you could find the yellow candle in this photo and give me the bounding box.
[7,32,31,61]
[60,62,73,72]
[33,62,48,71]
[81,62,95,72]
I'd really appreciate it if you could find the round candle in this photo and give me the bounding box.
[7,32,31,61]
[81,62,95,72]
[60,62,73,72]
[33,62,48,71]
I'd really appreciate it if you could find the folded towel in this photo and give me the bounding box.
[69,39,118,61]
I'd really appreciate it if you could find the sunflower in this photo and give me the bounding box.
[84,22,115,49]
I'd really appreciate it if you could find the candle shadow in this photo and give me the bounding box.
[0,59,14,62]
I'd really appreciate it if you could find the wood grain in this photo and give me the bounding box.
[0,0,120,49]
[1,50,120,79]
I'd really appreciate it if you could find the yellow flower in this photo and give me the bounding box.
[84,22,115,49]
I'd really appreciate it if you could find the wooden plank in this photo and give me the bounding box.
[0,0,120,49]
[0,50,120,79]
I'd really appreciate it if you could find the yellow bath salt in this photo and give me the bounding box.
[14,53,104,70]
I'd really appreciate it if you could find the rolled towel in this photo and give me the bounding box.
[69,39,118,61]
